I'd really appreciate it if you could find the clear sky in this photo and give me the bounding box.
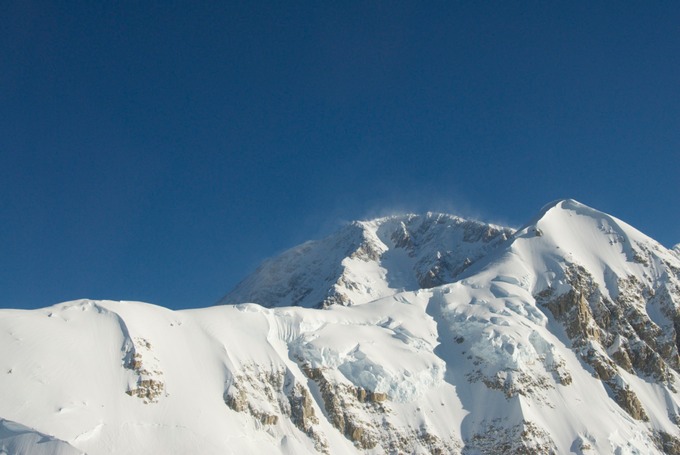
[1,2,678,310]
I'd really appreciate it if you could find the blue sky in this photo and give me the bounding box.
[1,2,678,310]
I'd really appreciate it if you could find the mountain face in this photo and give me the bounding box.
[1,199,680,455]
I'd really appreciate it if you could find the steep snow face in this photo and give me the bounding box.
[2,199,680,455]
[219,213,513,308]
[430,199,680,453]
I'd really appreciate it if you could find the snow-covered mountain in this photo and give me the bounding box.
[1,199,680,454]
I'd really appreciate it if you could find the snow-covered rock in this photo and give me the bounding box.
[1,199,680,454]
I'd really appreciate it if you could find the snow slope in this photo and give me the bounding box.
[0,298,461,454]
[1,199,680,454]
[0,419,83,455]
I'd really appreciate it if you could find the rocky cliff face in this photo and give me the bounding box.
[1,200,679,454]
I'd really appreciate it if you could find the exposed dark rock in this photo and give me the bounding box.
[464,420,557,455]
[656,431,680,455]
[535,266,674,421]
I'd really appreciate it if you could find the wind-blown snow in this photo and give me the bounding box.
[220,213,513,308]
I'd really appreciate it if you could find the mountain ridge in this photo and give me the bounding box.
[219,211,515,309]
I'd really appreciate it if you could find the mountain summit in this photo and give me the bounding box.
[219,213,514,308]
[2,200,680,454]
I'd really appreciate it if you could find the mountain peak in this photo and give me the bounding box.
[219,212,514,308]
[501,198,677,301]
[529,198,604,228]
[538,197,584,211]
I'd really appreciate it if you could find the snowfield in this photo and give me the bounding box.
[1,199,680,454]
